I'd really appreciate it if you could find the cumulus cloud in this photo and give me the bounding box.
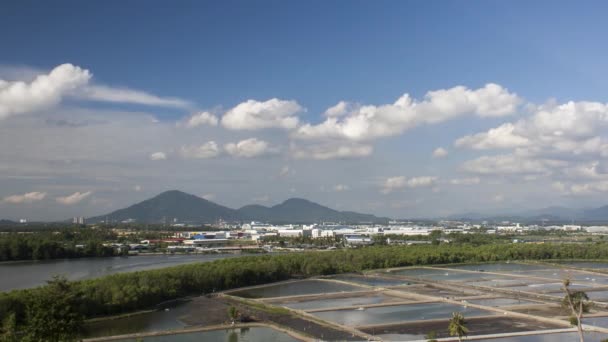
[179,141,220,159]
[3,191,47,204]
[333,184,350,192]
[221,98,303,130]
[224,138,272,158]
[149,152,167,160]
[457,101,608,155]
[457,100,608,193]
[0,63,191,120]
[455,123,529,150]
[56,191,92,205]
[294,83,520,141]
[291,142,373,160]
[0,64,91,119]
[432,147,448,158]
[184,111,218,127]
[381,176,437,194]
[324,101,352,117]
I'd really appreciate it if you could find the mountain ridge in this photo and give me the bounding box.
[444,205,608,222]
[87,190,389,224]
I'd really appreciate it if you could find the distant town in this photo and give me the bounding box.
[55,218,608,255]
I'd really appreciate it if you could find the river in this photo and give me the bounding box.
[0,253,239,292]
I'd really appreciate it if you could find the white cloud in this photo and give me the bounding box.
[149,152,167,160]
[133,185,142,192]
[79,85,191,108]
[3,191,47,204]
[493,194,504,202]
[324,101,351,117]
[294,83,520,141]
[457,101,608,156]
[381,176,437,194]
[0,63,191,121]
[455,123,529,150]
[432,147,448,158]
[221,98,303,130]
[461,154,566,175]
[185,111,218,127]
[291,142,373,160]
[179,141,220,159]
[552,180,608,196]
[449,177,481,185]
[333,184,350,192]
[0,63,91,119]
[224,138,272,158]
[457,100,608,191]
[407,176,438,188]
[56,191,92,205]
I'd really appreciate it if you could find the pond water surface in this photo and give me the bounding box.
[0,253,238,291]
[313,302,494,326]
[114,327,300,342]
[230,280,364,298]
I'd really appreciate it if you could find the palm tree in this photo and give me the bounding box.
[448,312,469,342]
[562,278,590,342]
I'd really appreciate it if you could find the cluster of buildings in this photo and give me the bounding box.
[98,220,608,253]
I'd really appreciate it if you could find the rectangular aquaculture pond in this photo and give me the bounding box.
[312,302,494,326]
[466,297,537,307]
[270,293,403,311]
[228,280,365,298]
[440,263,547,273]
[113,327,301,342]
[328,274,413,287]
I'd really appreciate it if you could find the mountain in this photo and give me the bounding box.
[582,205,608,221]
[88,191,387,224]
[236,204,273,222]
[87,190,239,224]
[237,198,388,223]
[0,219,16,225]
[518,206,582,220]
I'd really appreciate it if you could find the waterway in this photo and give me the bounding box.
[0,253,238,291]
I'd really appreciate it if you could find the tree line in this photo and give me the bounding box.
[0,230,119,261]
[4,242,608,340]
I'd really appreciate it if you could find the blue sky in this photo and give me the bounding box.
[2,1,608,220]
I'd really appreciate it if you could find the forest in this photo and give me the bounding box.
[3,242,608,340]
[0,227,187,261]
[0,229,121,261]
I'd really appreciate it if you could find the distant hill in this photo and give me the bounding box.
[519,206,582,220]
[87,190,239,224]
[87,190,388,224]
[237,198,388,224]
[582,205,608,221]
[0,219,16,225]
[444,205,608,223]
